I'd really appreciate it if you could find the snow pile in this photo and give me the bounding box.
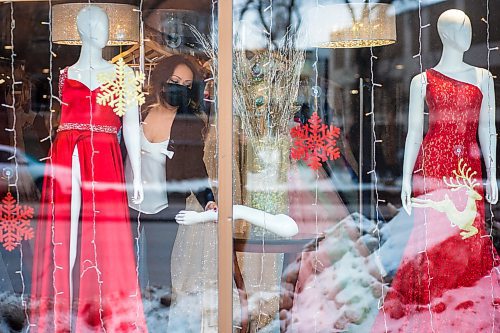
[283,213,390,332]
[280,209,500,332]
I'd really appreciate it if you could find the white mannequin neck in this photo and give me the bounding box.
[435,45,467,73]
[73,44,110,71]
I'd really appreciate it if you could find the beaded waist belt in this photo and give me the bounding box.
[57,123,118,134]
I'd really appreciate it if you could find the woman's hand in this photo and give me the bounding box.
[485,177,498,204]
[132,178,144,205]
[205,201,217,211]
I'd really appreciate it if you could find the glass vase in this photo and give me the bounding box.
[245,136,290,239]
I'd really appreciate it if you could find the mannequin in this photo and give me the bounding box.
[370,9,500,332]
[67,4,143,305]
[30,6,148,332]
[401,9,497,214]
[175,205,299,238]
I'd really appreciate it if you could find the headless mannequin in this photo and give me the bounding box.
[175,205,299,238]
[66,6,143,303]
[401,9,498,214]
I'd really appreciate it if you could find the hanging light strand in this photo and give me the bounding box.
[6,1,28,328]
[312,1,320,332]
[81,0,106,330]
[45,0,60,331]
[367,1,391,332]
[416,1,435,330]
[256,0,273,328]
[131,1,145,329]
[484,1,499,331]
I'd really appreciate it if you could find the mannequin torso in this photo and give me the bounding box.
[401,9,497,213]
[67,60,114,91]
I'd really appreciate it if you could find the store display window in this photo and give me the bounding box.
[0,1,498,332]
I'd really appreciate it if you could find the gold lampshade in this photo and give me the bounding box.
[52,3,140,46]
[305,3,396,49]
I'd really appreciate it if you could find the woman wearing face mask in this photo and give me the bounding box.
[123,55,216,306]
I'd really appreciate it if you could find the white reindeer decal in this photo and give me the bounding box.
[411,158,481,240]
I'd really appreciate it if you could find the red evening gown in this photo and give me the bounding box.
[371,69,500,332]
[30,68,148,332]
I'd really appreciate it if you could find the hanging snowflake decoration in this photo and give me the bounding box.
[291,111,341,170]
[96,58,145,117]
[0,192,34,251]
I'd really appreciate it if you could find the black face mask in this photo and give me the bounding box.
[161,82,191,108]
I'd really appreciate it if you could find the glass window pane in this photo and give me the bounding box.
[0,1,219,331]
[232,1,500,332]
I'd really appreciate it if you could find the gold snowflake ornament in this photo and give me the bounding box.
[96,58,145,117]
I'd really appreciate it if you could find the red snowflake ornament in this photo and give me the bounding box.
[291,112,341,170]
[0,192,34,251]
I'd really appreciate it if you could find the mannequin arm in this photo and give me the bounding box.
[401,73,426,214]
[478,69,498,204]
[122,66,143,204]
[175,204,299,238]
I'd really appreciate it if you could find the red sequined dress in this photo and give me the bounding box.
[371,69,500,332]
[30,67,148,332]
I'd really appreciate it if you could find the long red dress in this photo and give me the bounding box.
[371,69,500,332]
[30,68,148,332]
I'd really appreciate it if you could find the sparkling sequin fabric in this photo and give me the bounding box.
[57,122,118,134]
[371,69,500,332]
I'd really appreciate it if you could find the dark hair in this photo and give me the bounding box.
[147,54,205,116]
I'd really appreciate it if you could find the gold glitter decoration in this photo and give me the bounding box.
[52,3,139,46]
[233,32,304,238]
[307,3,396,49]
[319,39,395,48]
[96,58,145,117]
[245,137,290,239]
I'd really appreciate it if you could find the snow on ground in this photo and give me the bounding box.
[280,210,500,332]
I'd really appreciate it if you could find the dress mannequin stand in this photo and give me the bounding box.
[30,6,147,332]
[66,4,143,305]
[371,9,500,332]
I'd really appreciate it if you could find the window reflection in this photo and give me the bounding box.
[0,0,498,332]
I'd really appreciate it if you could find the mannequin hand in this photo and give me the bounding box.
[132,178,144,205]
[175,210,217,225]
[485,177,498,204]
[401,180,412,215]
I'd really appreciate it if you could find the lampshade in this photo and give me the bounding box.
[145,9,209,49]
[52,3,140,46]
[303,3,396,49]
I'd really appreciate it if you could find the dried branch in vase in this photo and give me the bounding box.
[233,32,305,145]
[187,25,218,109]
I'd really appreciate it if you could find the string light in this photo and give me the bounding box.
[310,0,320,331]
[45,0,59,331]
[255,0,273,328]
[4,1,31,329]
[132,1,145,329]
[366,0,392,331]
[415,0,436,330]
[484,1,498,331]
[74,0,107,330]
